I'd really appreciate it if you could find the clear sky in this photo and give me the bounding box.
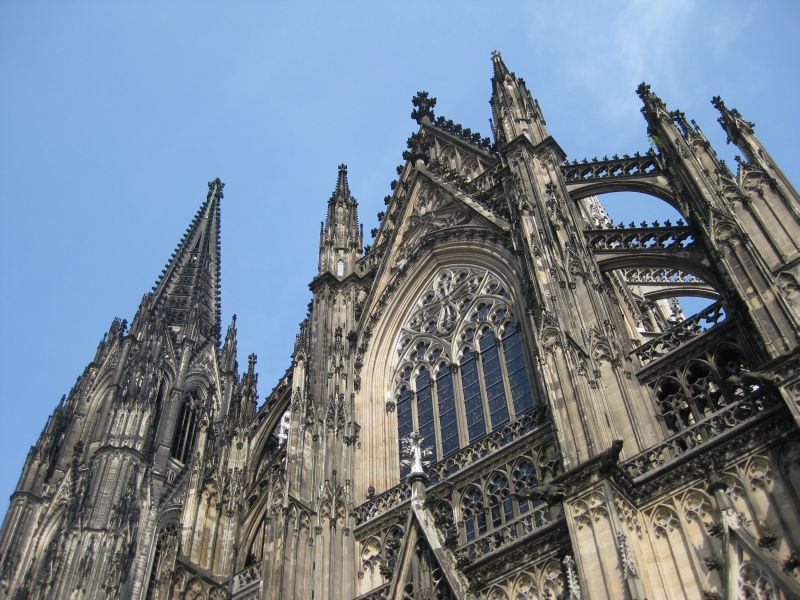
[1,1,798,516]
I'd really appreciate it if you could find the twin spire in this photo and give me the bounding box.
[137,178,224,345]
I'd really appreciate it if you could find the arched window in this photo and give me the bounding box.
[146,524,178,600]
[461,486,486,541]
[171,394,199,464]
[393,267,538,472]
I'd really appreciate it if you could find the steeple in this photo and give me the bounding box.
[319,164,362,278]
[490,50,549,147]
[135,178,224,345]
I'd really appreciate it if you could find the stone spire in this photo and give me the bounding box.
[138,178,224,345]
[319,164,362,278]
[490,50,549,147]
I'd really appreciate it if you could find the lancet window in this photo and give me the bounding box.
[171,393,199,464]
[394,266,537,470]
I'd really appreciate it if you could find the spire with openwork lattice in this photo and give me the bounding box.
[138,178,223,345]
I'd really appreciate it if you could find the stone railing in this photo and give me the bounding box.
[231,564,261,598]
[632,301,727,366]
[353,482,412,526]
[620,267,702,284]
[586,225,695,253]
[562,151,661,183]
[353,406,549,527]
[453,505,563,567]
[621,389,781,479]
[429,406,548,482]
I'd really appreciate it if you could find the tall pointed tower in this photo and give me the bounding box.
[0,179,245,600]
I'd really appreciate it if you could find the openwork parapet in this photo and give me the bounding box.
[633,301,727,366]
[562,151,660,183]
[353,406,549,527]
[454,505,563,567]
[621,388,781,479]
[586,225,695,253]
[429,406,548,482]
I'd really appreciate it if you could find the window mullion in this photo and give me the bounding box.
[475,351,492,433]
[497,329,515,421]
[430,369,443,460]
[451,363,469,449]
[411,388,420,433]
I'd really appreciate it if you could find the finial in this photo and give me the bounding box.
[490,49,510,78]
[332,163,351,199]
[207,177,224,201]
[711,95,755,136]
[400,431,432,478]
[636,82,652,101]
[247,353,257,371]
[636,82,667,113]
[411,91,436,124]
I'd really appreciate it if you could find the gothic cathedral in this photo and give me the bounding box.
[2,52,800,600]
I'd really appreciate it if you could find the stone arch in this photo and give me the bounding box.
[356,238,536,500]
[595,254,718,290]
[569,178,683,215]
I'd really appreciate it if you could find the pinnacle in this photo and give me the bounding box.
[491,49,510,78]
[333,163,351,199]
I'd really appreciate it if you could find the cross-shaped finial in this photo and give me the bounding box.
[400,431,432,476]
[491,50,501,60]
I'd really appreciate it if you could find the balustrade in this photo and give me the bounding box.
[633,301,726,365]
[562,152,660,183]
[453,504,562,567]
[621,389,780,479]
[586,225,695,253]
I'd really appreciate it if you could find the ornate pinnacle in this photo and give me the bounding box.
[332,163,351,199]
[207,177,224,201]
[411,91,436,124]
[711,95,755,135]
[636,82,666,114]
[636,82,654,101]
[399,431,432,476]
[247,353,257,370]
[490,49,511,78]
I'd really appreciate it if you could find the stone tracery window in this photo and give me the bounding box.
[394,266,537,470]
[171,393,199,464]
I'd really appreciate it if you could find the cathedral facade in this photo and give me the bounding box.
[1,52,799,600]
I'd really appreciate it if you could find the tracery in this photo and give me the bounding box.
[393,266,536,468]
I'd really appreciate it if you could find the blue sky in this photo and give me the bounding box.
[1,1,797,515]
